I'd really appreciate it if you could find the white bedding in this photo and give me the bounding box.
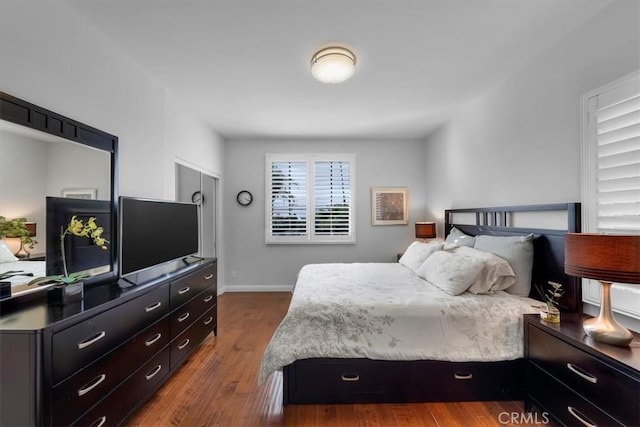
[258,262,541,383]
[0,260,46,285]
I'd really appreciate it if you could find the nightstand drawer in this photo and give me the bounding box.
[528,364,623,427]
[52,283,170,383]
[528,324,639,425]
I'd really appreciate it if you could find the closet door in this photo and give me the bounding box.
[201,174,216,258]
[175,163,217,258]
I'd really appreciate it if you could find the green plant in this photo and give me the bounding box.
[0,216,37,248]
[536,281,564,310]
[29,215,109,286]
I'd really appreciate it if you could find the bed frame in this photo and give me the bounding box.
[282,203,581,405]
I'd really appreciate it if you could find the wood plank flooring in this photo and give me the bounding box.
[127,292,555,427]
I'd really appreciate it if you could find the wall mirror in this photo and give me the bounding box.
[0,92,118,300]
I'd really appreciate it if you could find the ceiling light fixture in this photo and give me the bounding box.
[310,46,356,84]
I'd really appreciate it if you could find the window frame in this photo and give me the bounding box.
[580,70,640,320]
[265,153,356,244]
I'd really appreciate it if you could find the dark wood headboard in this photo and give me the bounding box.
[444,203,582,313]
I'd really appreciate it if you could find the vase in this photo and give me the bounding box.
[540,306,560,323]
[47,282,84,305]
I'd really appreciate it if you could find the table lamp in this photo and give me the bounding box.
[564,233,640,346]
[415,222,436,241]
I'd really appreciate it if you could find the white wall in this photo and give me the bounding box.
[0,0,224,203]
[423,0,639,328]
[223,139,426,291]
[423,0,639,236]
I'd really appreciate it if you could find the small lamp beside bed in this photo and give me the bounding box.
[415,222,436,241]
[565,233,640,347]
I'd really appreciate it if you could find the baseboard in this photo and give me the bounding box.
[219,284,294,294]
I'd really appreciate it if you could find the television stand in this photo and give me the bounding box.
[0,258,217,426]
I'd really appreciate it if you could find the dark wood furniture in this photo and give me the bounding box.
[282,203,582,405]
[524,313,639,427]
[0,258,217,426]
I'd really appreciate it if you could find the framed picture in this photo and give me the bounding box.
[371,187,408,225]
[61,188,97,200]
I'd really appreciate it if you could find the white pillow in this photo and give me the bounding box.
[445,227,476,247]
[399,241,444,272]
[474,234,534,297]
[419,250,485,296]
[0,240,18,263]
[450,245,516,294]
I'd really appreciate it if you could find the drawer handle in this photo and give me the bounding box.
[340,374,360,382]
[204,295,213,303]
[145,301,162,313]
[454,372,473,380]
[90,416,107,427]
[204,274,214,280]
[178,312,190,323]
[78,374,106,396]
[567,363,598,384]
[178,286,191,295]
[145,333,162,347]
[204,316,214,326]
[145,364,163,381]
[567,406,597,427]
[178,338,190,350]
[78,331,106,349]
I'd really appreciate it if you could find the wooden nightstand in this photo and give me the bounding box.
[524,313,640,426]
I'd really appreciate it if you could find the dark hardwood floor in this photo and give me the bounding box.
[127,292,554,426]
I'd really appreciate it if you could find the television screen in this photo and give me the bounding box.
[120,197,199,276]
[46,197,113,278]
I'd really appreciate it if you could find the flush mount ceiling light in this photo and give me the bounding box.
[310,46,356,84]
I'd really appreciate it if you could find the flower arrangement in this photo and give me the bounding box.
[29,215,109,286]
[0,216,37,248]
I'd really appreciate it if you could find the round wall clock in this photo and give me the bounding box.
[236,190,253,206]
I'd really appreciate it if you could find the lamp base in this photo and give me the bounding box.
[583,281,633,347]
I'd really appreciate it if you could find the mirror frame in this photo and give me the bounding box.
[0,91,119,292]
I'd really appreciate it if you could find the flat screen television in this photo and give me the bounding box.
[120,197,199,276]
[46,197,113,279]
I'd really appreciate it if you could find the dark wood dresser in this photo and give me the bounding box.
[0,258,217,426]
[524,313,640,427]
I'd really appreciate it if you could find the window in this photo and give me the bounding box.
[265,154,355,244]
[581,70,640,319]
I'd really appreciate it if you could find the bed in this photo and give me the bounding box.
[0,260,47,298]
[259,203,582,404]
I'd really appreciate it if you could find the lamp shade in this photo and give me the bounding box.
[415,222,436,239]
[311,46,356,84]
[565,233,640,284]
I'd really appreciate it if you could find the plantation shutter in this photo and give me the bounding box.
[314,161,352,237]
[582,71,640,320]
[269,160,307,237]
[266,154,355,243]
[587,76,640,233]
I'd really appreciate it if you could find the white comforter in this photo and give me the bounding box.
[258,262,540,383]
[0,260,45,285]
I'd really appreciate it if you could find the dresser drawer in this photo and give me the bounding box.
[169,264,216,309]
[52,283,170,384]
[528,325,639,425]
[528,364,623,427]
[170,307,216,369]
[52,317,169,426]
[71,347,170,427]
[170,285,216,338]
